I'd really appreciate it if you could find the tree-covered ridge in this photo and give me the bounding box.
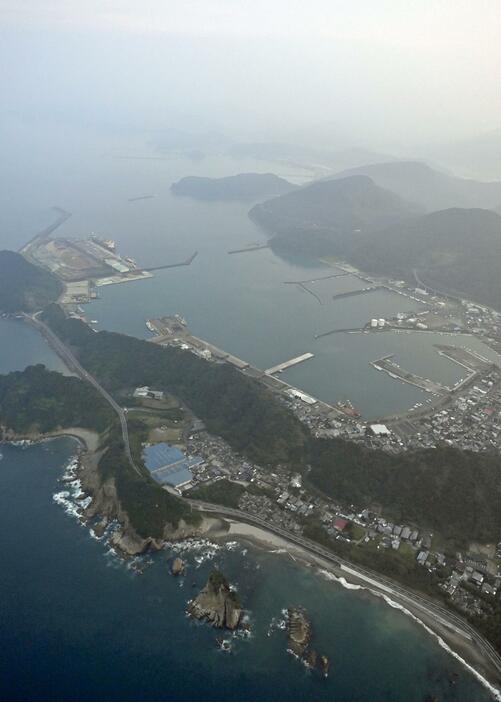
[98,434,198,539]
[0,364,114,435]
[250,175,417,258]
[308,439,501,544]
[351,207,501,309]
[42,304,501,544]
[0,364,197,536]
[43,304,308,466]
[0,251,62,313]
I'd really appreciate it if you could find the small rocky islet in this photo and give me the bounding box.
[286,607,329,677]
[184,566,330,674]
[187,570,242,630]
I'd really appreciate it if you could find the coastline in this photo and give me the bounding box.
[3,429,501,697]
[222,519,501,700]
[0,426,101,453]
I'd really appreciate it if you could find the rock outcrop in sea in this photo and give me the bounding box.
[187,571,242,629]
[286,607,329,677]
[171,557,186,576]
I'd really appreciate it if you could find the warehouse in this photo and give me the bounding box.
[143,442,202,491]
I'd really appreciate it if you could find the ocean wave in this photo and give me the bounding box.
[318,569,362,591]
[318,568,501,699]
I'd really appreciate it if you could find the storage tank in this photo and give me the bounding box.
[370,318,378,328]
[378,318,385,328]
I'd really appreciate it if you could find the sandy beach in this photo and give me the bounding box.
[224,520,501,699]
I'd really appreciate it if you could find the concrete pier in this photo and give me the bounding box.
[265,352,314,375]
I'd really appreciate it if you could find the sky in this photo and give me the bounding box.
[1,1,501,150]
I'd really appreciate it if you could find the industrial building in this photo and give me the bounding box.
[142,442,202,490]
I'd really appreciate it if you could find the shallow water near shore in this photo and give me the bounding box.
[0,439,496,701]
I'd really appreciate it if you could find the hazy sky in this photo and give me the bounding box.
[1,1,501,149]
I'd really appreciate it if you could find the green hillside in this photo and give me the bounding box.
[250,175,417,257]
[353,207,501,308]
[0,250,62,313]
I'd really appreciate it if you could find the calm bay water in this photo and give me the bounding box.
[4,123,500,417]
[0,318,69,375]
[0,439,495,702]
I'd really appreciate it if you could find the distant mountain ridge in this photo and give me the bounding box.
[250,174,501,309]
[330,161,501,212]
[171,173,296,201]
[352,207,501,309]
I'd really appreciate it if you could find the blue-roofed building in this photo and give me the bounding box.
[142,442,201,490]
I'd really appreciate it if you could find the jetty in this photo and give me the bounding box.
[283,272,350,284]
[144,251,198,272]
[19,206,72,253]
[227,244,269,254]
[128,195,156,202]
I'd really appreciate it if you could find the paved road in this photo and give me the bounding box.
[189,499,501,683]
[23,314,501,685]
[26,314,142,476]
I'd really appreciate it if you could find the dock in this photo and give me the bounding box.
[332,285,383,301]
[147,316,351,419]
[265,352,314,375]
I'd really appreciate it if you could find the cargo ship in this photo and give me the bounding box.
[90,234,116,252]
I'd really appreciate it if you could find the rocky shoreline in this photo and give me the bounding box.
[2,428,227,558]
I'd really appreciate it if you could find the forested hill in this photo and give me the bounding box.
[250,175,418,257]
[0,364,113,436]
[352,207,501,309]
[0,250,62,313]
[171,173,296,201]
[42,305,308,467]
[42,304,501,544]
[308,439,501,544]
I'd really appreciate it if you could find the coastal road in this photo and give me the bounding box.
[25,313,142,476]
[188,499,501,684]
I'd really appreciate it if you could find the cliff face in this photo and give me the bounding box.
[187,571,242,630]
[79,453,205,556]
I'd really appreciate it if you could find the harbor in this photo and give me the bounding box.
[146,316,348,419]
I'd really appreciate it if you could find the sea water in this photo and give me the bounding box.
[0,440,496,701]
